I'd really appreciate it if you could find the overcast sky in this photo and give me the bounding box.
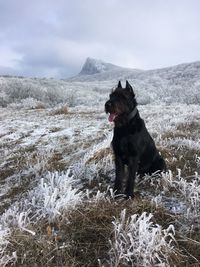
[0,0,200,78]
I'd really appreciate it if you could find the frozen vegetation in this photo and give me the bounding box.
[0,58,199,266]
[1,58,200,108]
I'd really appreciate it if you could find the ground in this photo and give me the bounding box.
[0,103,199,266]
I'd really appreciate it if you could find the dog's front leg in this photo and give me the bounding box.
[114,156,124,195]
[125,157,138,198]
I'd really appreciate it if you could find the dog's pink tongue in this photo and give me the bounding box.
[108,113,116,122]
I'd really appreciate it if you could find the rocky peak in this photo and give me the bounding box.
[79,57,120,75]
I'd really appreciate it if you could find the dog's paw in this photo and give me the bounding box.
[125,193,135,200]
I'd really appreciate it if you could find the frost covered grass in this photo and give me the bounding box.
[0,100,199,266]
[1,198,177,267]
[0,171,84,266]
[107,210,178,267]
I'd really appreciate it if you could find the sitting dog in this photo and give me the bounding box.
[105,81,166,198]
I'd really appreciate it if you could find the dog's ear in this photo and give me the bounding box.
[125,80,135,95]
[117,81,122,88]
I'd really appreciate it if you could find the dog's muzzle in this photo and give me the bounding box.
[105,100,118,122]
[105,100,112,113]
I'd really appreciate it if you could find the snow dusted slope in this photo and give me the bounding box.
[69,57,200,82]
[69,57,143,81]
[0,58,200,107]
[68,58,200,105]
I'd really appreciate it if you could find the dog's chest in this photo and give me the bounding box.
[112,126,137,159]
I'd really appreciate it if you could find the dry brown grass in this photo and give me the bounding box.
[49,127,62,133]
[34,103,46,109]
[50,106,68,116]
[85,147,113,164]
[160,146,199,176]
[5,198,193,267]
[158,121,200,176]
[46,152,67,172]
[162,121,200,141]
[176,121,200,137]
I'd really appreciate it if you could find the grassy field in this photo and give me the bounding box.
[0,103,199,266]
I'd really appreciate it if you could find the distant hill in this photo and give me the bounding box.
[69,57,200,83]
[67,57,200,105]
[69,57,143,81]
[1,58,200,107]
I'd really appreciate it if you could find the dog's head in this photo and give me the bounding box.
[105,81,137,124]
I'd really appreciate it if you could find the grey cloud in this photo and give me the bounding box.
[0,0,200,78]
[0,66,20,77]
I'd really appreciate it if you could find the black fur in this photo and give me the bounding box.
[105,81,166,198]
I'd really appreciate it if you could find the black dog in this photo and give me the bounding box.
[105,81,166,198]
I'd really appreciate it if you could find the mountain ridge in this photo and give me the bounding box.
[68,57,200,83]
